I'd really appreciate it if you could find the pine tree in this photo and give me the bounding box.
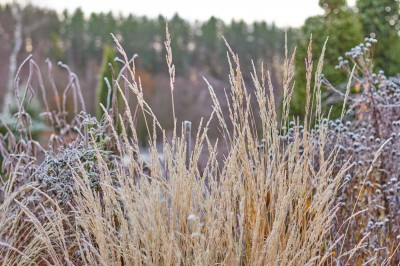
[198,16,224,77]
[96,44,118,120]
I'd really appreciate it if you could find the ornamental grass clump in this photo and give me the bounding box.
[0,28,395,265]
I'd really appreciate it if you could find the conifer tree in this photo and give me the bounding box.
[96,44,118,120]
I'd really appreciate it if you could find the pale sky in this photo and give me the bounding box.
[4,0,357,27]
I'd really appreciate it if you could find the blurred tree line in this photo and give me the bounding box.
[0,3,298,143]
[0,3,295,79]
[1,1,398,122]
